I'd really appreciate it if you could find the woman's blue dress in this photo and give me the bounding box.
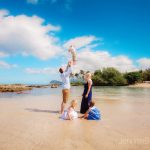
[80,81,92,114]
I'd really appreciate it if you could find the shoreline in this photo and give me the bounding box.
[1,82,150,93]
[0,84,51,92]
[128,83,150,88]
[0,84,32,92]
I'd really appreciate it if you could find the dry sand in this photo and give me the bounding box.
[0,94,150,150]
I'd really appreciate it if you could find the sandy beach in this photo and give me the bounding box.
[0,91,150,150]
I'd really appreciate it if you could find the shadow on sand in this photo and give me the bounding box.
[25,108,59,114]
[25,108,80,114]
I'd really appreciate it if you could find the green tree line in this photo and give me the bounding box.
[71,67,150,86]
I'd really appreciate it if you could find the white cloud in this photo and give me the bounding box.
[0,9,62,60]
[63,35,100,49]
[25,48,137,75]
[0,61,17,69]
[0,52,8,57]
[0,9,9,18]
[61,35,100,62]
[73,48,136,73]
[137,58,150,70]
[25,67,58,74]
[0,9,148,74]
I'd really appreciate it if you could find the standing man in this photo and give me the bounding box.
[59,61,72,114]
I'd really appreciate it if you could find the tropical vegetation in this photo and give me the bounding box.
[71,68,150,86]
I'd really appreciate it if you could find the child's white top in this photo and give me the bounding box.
[68,46,76,61]
[61,107,78,120]
[67,52,72,62]
[69,46,76,53]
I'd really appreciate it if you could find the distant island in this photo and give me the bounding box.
[50,80,62,85]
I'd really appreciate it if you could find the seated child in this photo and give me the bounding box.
[68,45,77,65]
[61,100,78,120]
[81,100,101,120]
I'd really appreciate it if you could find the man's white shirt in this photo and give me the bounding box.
[60,67,72,89]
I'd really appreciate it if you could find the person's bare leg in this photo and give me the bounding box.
[61,102,65,114]
[60,89,64,114]
[60,89,68,114]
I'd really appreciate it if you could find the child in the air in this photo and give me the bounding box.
[68,45,77,65]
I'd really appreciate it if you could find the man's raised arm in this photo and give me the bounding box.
[64,61,72,77]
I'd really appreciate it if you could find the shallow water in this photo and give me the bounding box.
[0,86,150,102]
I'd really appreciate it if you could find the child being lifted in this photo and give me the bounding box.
[68,45,77,65]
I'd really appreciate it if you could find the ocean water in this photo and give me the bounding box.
[0,86,150,102]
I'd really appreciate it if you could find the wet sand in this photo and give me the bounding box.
[0,94,150,150]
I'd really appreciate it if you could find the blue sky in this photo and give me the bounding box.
[0,0,150,84]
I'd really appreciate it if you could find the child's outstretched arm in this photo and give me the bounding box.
[83,111,89,119]
[80,109,90,119]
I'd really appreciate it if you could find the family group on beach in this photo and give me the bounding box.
[59,46,101,120]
